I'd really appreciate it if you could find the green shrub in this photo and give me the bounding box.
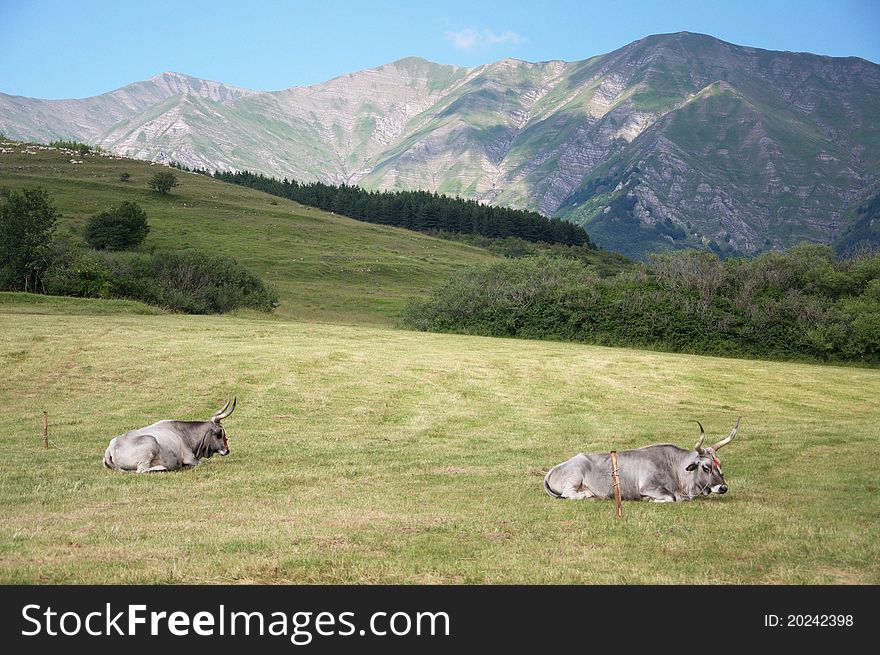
[401,256,598,337]
[47,140,102,155]
[401,248,880,365]
[148,171,179,194]
[44,248,277,314]
[84,201,150,250]
[150,250,278,313]
[44,248,117,299]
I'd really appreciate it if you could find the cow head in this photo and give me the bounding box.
[684,418,740,495]
[200,397,236,458]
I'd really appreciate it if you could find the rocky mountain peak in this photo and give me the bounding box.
[142,71,256,104]
[2,34,878,258]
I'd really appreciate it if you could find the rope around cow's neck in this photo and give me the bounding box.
[682,458,725,500]
[195,432,210,460]
[680,477,713,501]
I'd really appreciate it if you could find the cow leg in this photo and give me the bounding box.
[134,446,166,472]
[560,481,596,500]
[640,487,677,502]
[135,460,169,473]
[108,434,166,472]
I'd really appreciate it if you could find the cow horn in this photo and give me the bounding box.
[693,421,706,454]
[712,417,740,451]
[212,397,236,423]
[212,398,231,418]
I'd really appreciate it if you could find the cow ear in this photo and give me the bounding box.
[685,462,698,471]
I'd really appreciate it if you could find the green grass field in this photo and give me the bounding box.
[1,296,878,584]
[2,144,878,584]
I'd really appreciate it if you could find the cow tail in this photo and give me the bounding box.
[543,469,562,499]
[103,447,115,470]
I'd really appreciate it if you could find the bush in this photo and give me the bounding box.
[148,171,179,194]
[44,248,278,314]
[44,249,117,298]
[401,248,880,365]
[48,140,102,155]
[400,256,600,339]
[84,201,150,250]
[150,250,278,313]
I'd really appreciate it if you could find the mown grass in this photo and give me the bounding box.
[1,297,878,584]
[0,142,494,324]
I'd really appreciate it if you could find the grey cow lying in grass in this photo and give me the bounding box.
[544,419,739,502]
[103,398,236,472]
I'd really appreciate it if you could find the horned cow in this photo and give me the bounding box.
[103,398,236,473]
[544,418,740,502]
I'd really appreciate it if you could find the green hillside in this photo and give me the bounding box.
[0,141,495,324]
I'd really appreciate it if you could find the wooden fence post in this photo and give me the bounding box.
[610,450,622,518]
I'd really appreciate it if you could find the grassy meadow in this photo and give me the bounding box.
[2,143,878,584]
[1,296,878,584]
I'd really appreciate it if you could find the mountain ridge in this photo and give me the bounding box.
[2,32,879,258]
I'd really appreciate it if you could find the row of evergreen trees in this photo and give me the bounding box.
[213,171,592,247]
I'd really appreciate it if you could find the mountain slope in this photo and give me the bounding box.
[555,33,880,257]
[0,72,255,145]
[3,33,879,258]
[0,140,495,324]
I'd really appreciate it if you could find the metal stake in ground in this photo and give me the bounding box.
[43,411,48,449]
[610,450,622,518]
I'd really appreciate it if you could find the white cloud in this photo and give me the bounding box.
[443,27,527,52]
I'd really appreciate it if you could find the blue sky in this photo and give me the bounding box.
[1,0,878,98]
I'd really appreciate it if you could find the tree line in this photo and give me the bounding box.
[400,246,880,366]
[212,170,592,247]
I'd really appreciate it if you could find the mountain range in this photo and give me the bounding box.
[2,32,879,258]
